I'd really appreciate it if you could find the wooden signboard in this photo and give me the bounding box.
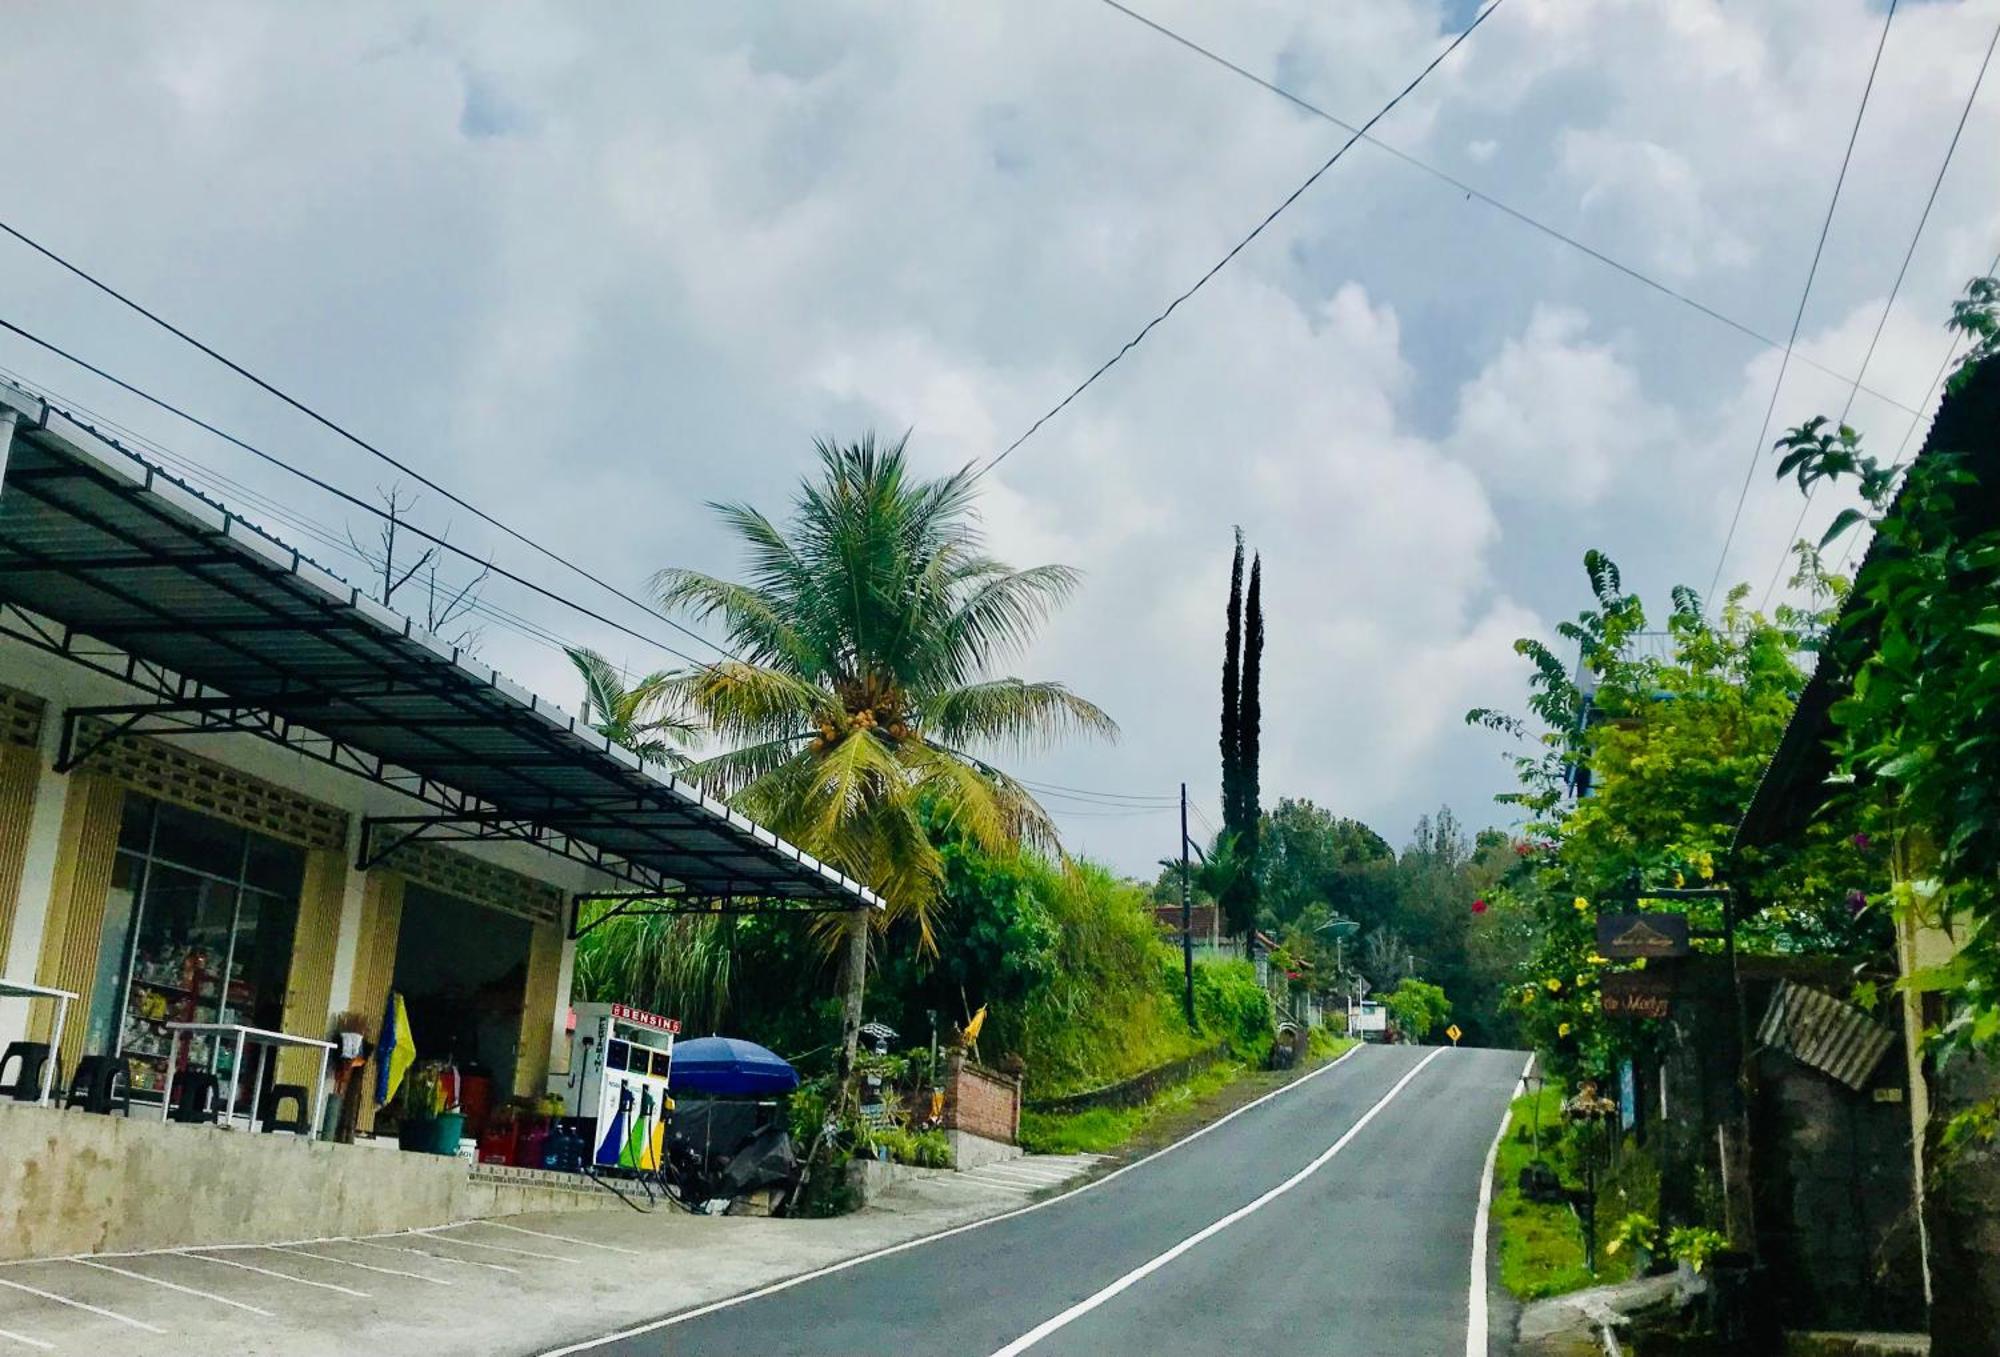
[1596,912,1691,960]
[1601,970,1673,1020]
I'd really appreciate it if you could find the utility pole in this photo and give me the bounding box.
[1180,781,1195,1029]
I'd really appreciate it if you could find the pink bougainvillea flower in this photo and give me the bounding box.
[1472,898,1489,914]
[1852,833,1872,851]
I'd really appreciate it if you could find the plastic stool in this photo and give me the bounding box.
[262,1084,309,1134]
[168,1071,220,1124]
[0,1041,52,1102]
[64,1055,131,1115]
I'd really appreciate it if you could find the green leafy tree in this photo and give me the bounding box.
[1383,978,1452,1043]
[1469,551,1880,1080]
[1770,299,2000,1171]
[654,434,1115,1085]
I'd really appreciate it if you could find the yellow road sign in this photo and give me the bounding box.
[1446,1024,1462,1046]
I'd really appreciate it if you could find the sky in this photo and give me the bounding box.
[1,0,1996,876]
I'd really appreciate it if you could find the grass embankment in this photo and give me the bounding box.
[1491,1082,1652,1300]
[1019,1031,1359,1156]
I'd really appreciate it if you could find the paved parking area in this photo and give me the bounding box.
[0,1153,1101,1356]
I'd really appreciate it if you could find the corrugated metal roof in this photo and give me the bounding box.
[1756,979,1895,1091]
[0,383,880,913]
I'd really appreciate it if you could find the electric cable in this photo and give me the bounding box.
[0,315,731,673]
[974,0,1512,477]
[1093,0,1921,420]
[1704,0,1899,609]
[0,219,739,665]
[1756,12,1998,612]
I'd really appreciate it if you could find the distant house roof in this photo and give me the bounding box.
[1152,902,1220,939]
[1736,354,2000,854]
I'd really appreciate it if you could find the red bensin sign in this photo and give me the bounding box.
[610,1002,681,1034]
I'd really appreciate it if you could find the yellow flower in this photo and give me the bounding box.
[1521,987,1537,1004]
[1545,977,1562,993]
[1558,1022,1572,1037]
[1697,854,1715,881]
[1587,953,1609,965]
[1573,896,1591,914]
[1673,871,1686,888]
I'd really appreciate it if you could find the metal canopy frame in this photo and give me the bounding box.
[0,384,882,917]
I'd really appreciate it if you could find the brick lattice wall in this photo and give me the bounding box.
[943,1055,1020,1145]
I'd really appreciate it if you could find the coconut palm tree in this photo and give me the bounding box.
[566,647,698,768]
[654,433,1115,1086]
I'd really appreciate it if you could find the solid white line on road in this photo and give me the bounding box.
[267,1246,456,1286]
[985,1048,1445,1356]
[533,1042,1372,1356]
[0,1327,52,1352]
[345,1238,520,1274]
[0,1275,167,1334]
[69,1259,274,1316]
[475,1222,646,1256]
[413,1228,577,1262]
[178,1251,370,1297]
[1466,1052,1535,1357]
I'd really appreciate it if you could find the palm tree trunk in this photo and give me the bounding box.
[834,906,870,1103]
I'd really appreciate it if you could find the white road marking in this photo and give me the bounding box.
[345,1238,519,1274]
[1467,1053,1535,1357]
[474,1222,645,1256]
[0,1276,167,1334]
[267,1246,455,1286]
[0,1328,53,1352]
[532,1041,1368,1357]
[69,1259,273,1316]
[178,1251,369,1297]
[986,1049,1447,1356]
[414,1229,576,1262]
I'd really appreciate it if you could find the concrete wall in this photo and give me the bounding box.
[0,1103,613,1262]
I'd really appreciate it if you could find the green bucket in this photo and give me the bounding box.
[430,1111,466,1156]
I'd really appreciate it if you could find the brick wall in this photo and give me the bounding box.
[943,1054,1020,1145]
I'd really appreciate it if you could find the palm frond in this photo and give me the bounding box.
[664,660,836,743]
[922,678,1119,752]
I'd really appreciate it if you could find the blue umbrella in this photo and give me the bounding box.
[668,1036,800,1096]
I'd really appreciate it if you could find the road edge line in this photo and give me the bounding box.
[532,1040,1371,1357]
[1467,1051,1536,1357]
[986,1047,1447,1357]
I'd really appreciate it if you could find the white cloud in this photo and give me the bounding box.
[2,0,1996,871]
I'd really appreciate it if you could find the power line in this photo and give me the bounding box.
[974,0,1512,477]
[1016,777,1178,805]
[1757,11,1999,613]
[1830,243,2000,577]
[1704,0,1899,609]
[0,219,739,667]
[0,315,731,674]
[0,363,591,665]
[1092,0,1921,420]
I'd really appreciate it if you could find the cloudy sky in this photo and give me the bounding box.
[2,0,1995,874]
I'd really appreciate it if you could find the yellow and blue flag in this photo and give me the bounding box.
[376,990,416,1107]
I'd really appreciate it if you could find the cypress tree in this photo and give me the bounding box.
[1236,554,1264,954]
[1220,527,1244,837]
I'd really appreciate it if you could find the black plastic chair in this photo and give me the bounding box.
[167,1070,220,1124]
[0,1041,52,1102]
[261,1084,309,1135]
[65,1055,131,1115]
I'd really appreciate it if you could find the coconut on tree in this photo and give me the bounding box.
[653,433,1115,1088]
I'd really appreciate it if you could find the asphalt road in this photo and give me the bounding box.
[556,1044,1526,1357]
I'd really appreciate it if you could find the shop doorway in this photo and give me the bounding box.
[392,884,531,1122]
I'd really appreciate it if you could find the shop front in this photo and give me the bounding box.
[0,376,877,1254]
